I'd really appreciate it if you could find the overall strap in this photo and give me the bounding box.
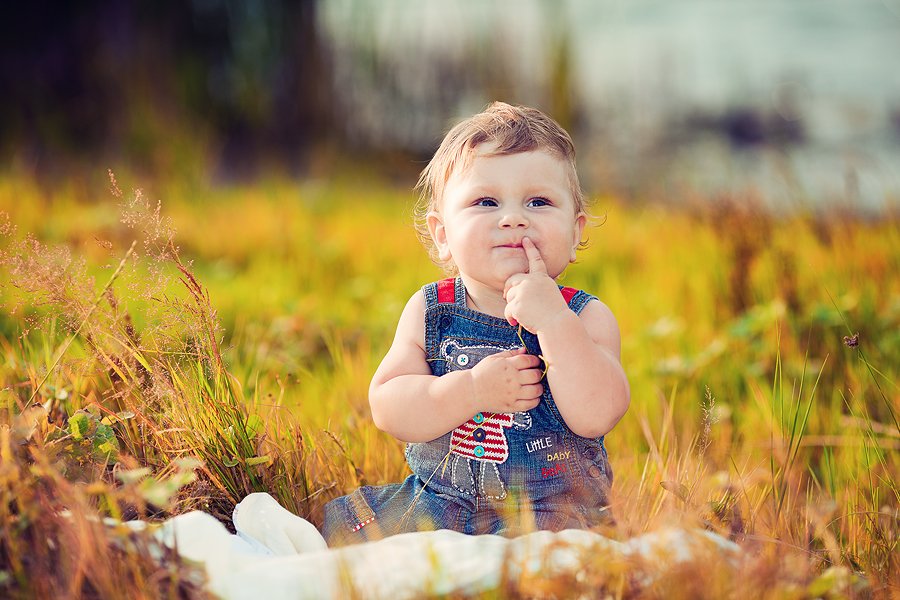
[423,277,467,308]
[436,278,456,304]
[561,286,596,315]
[425,278,595,314]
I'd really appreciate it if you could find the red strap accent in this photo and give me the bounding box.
[436,278,456,304]
[437,279,577,306]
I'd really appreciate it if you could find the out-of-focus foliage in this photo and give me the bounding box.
[1,1,329,179]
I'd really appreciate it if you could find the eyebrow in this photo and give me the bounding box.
[464,186,498,198]
[465,185,565,197]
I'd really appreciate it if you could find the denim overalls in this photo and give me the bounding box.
[322,277,613,546]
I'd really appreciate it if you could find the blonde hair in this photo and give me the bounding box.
[414,101,587,272]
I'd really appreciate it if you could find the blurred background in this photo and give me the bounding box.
[2,0,899,210]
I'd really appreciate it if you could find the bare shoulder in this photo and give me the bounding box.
[394,290,427,351]
[371,290,430,387]
[577,298,622,358]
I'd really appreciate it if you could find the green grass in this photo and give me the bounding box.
[1,170,897,598]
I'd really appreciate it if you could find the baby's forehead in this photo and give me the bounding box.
[470,139,561,159]
[453,143,567,177]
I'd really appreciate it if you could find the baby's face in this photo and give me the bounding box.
[428,145,585,291]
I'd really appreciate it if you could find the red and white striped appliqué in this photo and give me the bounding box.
[351,516,375,532]
[450,412,514,464]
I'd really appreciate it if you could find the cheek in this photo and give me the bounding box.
[443,229,472,261]
[449,219,484,244]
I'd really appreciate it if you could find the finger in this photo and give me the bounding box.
[517,383,545,400]
[512,354,542,369]
[518,368,544,385]
[504,303,518,327]
[503,273,526,299]
[522,237,547,275]
[515,398,541,411]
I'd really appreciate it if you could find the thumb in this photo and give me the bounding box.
[504,303,518,327]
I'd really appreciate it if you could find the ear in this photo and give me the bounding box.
[426,211,452,262]
[570,213,587,263]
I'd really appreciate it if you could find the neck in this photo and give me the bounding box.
[459,276,508,318]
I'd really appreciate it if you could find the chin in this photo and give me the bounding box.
[499,255,529,270]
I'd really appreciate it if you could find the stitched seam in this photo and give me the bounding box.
[436,309,517,328]
[569,291,598,315]
[450,456,477,497]
[454,276,466,306]
[347,489,375,531]
[423,281,439,308]
[479,462,507,499]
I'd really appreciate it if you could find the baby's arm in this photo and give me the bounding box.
[504,238,630,439]
[369,292,544,443]
[537,299,630,438]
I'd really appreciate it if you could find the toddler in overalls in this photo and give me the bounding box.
[323,102,630,546]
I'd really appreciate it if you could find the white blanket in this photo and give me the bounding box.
[154,492,738,599]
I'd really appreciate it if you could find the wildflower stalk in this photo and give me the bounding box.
[827,288,899,433]
[24,240,137,409]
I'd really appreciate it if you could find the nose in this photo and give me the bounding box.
[498,206,529,228]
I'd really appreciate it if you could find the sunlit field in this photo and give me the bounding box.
[1,170,897,598]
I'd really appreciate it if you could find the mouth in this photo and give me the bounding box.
[497,241,524,249]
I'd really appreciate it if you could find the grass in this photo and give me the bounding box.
[0,169,898,598]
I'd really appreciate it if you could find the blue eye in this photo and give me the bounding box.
[527,197,550,207]
[475,197,498,207]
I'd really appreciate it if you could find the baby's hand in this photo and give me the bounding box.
[503,237,569,334]
[469,347,543,413]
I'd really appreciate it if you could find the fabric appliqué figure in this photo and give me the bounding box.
[441,340,533,499]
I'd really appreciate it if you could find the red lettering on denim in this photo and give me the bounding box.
[541,462,567,479]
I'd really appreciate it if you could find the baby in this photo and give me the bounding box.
[322,102,630,546]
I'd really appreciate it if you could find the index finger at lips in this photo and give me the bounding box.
[522,237,547,274]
